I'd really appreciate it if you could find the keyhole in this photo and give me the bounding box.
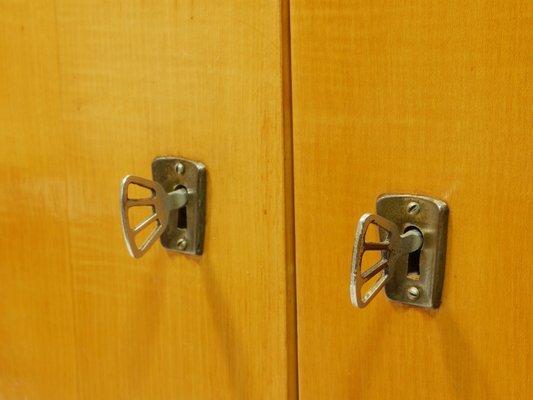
[174,185,188,229]
[404,226,422,280]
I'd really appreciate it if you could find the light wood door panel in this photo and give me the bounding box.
[291,1,533,399]
[0,1,295,399]
[0,4,78,398]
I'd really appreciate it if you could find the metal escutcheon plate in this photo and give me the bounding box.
[378,194,449,308]
[152,156,206,255]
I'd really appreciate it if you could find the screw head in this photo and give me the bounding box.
[177,238,188,250]
[407,286,420,300]
[407,201,420,215]
[176,162,185,175]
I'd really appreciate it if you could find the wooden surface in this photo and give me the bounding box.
[0,1,295,399]
[291,1,533,399]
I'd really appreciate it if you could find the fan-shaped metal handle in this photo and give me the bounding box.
[120,156,207,259]
[120,175,188,258]
[350,213,423,308]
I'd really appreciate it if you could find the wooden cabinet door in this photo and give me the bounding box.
[0,2,295,399]
[291,1,533,399]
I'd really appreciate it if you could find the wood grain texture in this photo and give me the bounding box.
[291,1,533,399]
[0,1,295,399]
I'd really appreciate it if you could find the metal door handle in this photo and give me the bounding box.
[351,194,448,309]
[120,156,206,258]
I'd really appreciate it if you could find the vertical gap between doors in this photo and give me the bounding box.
[281,0,299,398]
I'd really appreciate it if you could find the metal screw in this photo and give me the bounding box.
[407,201,420,215]
[407,286,420,300]
[176,162,185,175]
[177,238,188,250]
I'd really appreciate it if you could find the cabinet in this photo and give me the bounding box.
[1,1,532,399]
